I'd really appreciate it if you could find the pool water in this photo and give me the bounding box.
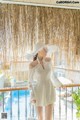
[4,90,36,120]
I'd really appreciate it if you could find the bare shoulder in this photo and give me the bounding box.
[45,57,51,62]
[29,60,38,68]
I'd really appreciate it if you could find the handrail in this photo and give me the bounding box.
[0,84,80,92]
[62,84,80,87]
[54,66,80,73]
[0,86,28,92]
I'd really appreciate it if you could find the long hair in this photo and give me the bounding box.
[33,53,38,61]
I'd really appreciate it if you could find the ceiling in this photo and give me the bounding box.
[0,0,80,9]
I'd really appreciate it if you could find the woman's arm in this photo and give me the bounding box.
[28,62,37,100]
[28,68,34,88]
[50,60,63,88]
[51,71,63,88]
[28,62,36,89]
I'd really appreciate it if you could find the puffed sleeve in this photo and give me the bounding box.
[50,60,63,88]
[28,67,35,89]
[28,67,36,100]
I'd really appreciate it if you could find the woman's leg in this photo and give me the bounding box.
[45,104,54,120]
[36,106,43,120]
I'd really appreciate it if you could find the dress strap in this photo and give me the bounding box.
[37,57,45,69]
[37,57,43,64]
[37,57,40,64]
[37,57,45,63]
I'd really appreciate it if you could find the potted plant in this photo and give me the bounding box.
[72,89,80,119]
[7,75,16,87]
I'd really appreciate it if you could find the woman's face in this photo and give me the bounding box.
[38,48,47,58]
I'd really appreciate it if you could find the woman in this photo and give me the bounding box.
[27,42,63,120]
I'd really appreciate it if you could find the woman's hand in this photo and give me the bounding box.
[31,99,36,104]
[61,84,66,89]
[56,84,66,89]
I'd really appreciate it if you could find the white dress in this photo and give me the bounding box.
[28,58,62,106]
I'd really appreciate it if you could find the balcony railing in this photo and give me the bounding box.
[0,84,79,120]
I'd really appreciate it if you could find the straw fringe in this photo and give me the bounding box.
[0,4,80,80]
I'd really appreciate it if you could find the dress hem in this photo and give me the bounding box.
[34,100,56,107]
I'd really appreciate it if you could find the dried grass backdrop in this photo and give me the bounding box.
[0,4,80,80]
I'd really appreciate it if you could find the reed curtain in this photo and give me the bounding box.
[0,4,80,80]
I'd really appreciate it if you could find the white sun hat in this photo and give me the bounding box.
[26,42,59,60]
